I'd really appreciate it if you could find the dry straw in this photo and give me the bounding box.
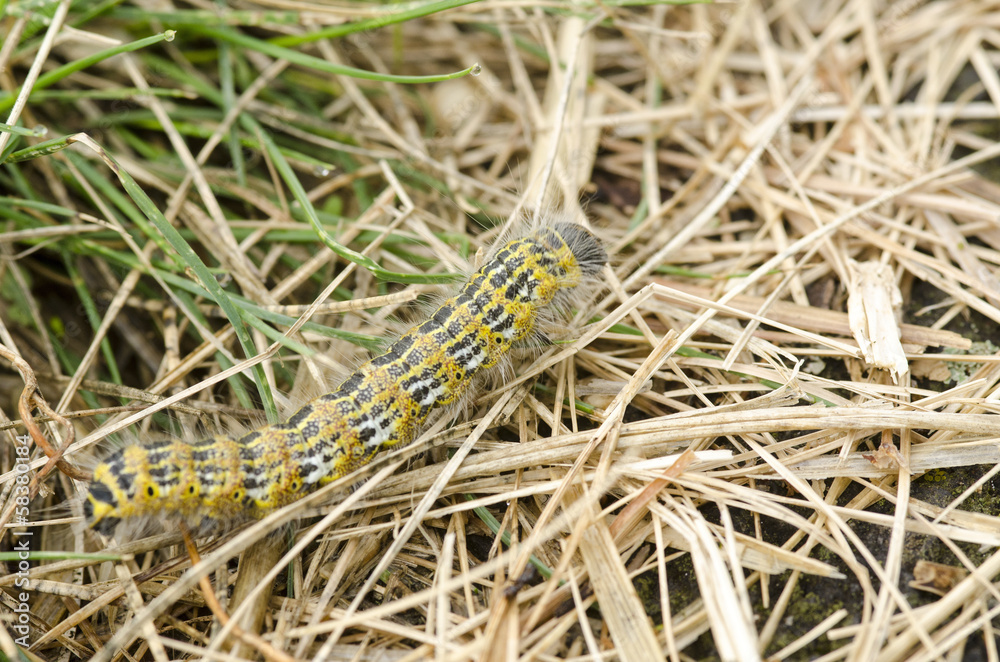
[2,1,1000,661]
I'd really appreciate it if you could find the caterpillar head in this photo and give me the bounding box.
[81,443,169,538]
[83,452,138,536]
[83,479,121,535]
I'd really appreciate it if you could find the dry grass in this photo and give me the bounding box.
[2,0,1000,660]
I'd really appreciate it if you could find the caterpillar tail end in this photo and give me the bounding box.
[552,223,608,276]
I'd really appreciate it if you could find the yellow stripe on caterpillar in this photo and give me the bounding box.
[84,222,607,535]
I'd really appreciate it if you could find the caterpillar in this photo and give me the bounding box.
[83,222,607,536]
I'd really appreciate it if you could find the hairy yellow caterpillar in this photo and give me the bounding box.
[83,223,606,535]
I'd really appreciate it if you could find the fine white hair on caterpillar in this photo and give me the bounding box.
[83,220,607,537]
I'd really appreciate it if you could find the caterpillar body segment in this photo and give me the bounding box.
[84,222,607,535]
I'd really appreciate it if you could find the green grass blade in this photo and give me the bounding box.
[191,25,478,84]
[247,118,462,285]
[272,0,482,47]
[0,31,177,115]
[463,494,553,579]
[0,122,46,138]
[67,136,280,421]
